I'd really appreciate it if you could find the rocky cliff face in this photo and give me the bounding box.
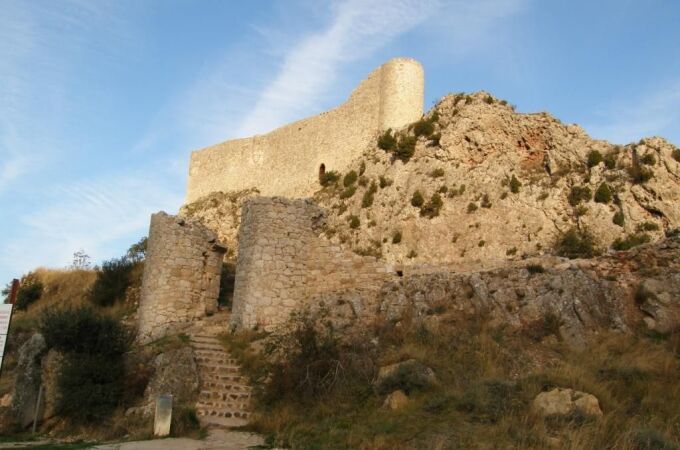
[313,92,680,266]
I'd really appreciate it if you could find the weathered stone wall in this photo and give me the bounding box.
[185,58,424,204]
[138,212,226,343]
[230,197,397,330]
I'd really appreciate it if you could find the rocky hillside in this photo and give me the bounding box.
[313,92,680,266]
[181,92,680,267]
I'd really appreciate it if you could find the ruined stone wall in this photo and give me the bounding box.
[138,212,226,343]
[185,58,424,204]
[230,197,396,330]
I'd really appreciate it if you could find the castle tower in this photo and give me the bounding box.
[378,58,425,131]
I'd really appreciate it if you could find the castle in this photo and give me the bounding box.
[138,58,425,341]
[185,58,424,202]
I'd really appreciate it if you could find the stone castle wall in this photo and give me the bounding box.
[230,197,397,330]
[185,58,424,204]
[138,212,227,342]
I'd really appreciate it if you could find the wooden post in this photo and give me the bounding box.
[9,279,19,305]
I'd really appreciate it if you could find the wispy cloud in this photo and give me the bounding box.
[0,171,182,275]
[0,0,143,194]
[585,81,680,145]
[234,0,437,137]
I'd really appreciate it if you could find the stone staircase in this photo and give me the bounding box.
[190,334,253,428]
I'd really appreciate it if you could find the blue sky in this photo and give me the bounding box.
[1,0,679,282]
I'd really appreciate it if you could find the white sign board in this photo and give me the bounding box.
[0,304,13,374]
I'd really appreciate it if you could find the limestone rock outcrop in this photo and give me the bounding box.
[532,388,603,418]
[10,333,46,427]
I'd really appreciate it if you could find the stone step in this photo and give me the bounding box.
[197,364,242,373]
[200,390,251,401]
[190,342,224,351]
[197,399,250,411]
[195,356,241,365]
[201,379,252,390]
[197,411,249,428]
[190,336,222,343]
[200,372,250,383]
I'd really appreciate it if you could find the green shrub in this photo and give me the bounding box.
[467,202,478,213]
[339,185,356,199]
[378,129,397,151]
[604,153,617,169]
[40,307,132,355]
[430,168,445,178]
[40,307,131,423]
[15,275,43,311]
[587,150,603,168]
[262,311,375,405]
[636,221,660,232]
[57,353,125,423]
[89,257,135,307]
[556,228,599,259]
[413,118,435,138]
[362,182,377,208]
[509,175,521,194]
[484,95,494,104]
[673,149,680,162]
[395,135,417,162]
[506,247,517,256]
[640,154,656,165]
[568,186,592,206]
[478,240,485,247]
[379,176,392,188]
[126,237,147,262]
[594,182,613,203]
[407,250,418,258]
[481,194,492,208]
[348,215,360,229]
[575,205,589,217]
[377,361,435,395]
[526,264,545,274]
[612,233,651,251]
[613,211,625,227]
[343,170,358,187]
[392,231,402,244]
[429,132,441,147]
[319,170,340,186]
[629,162,653,184]
[411,191,424,207]
[420,193,443,218]
[358,176,368,187]
[634,284,657,306]
[359,161,366,176]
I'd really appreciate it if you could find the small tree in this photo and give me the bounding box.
[509,175,521,194]
[70,249,91,270]
[378,129,397,151]
[594,182,612,203]
[587,150,603,168]
[126,237,148,262]
[89,257,135,307]
[411,191,424,207]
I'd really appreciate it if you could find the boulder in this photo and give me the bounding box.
[10,333,46,427]
[532,388,602,418]
[382,390,409,410]
[40,349,64,420]
[137,346,199,417]
[375,359,437,394]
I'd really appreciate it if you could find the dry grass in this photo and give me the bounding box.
[239,313,680,449]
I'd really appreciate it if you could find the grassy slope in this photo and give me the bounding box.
[226,315,680,450]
